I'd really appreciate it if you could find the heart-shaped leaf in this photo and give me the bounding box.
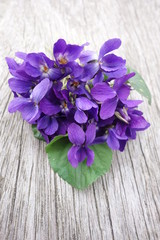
[32,125,45,141]
[127,67,151,105]
[46,136,112,189]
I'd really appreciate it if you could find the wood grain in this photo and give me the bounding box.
[0,0,160,239]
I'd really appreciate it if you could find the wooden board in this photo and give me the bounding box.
[0,0,160,239]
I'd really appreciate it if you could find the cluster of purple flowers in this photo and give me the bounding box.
[6,38,150,168]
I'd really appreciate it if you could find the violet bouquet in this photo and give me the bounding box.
[6,38,151,189]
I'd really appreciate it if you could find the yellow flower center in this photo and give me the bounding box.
[59,57,68,65]
[43,65,49,73]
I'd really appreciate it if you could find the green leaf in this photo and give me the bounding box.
[50,134,68,144]
[32,125,45,141]
[127,67,152,105]
[46,137,112,189]
[104,74,108,80]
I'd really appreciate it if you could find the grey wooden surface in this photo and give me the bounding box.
[0,0,160,239]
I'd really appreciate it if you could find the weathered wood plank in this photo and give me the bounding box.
[0,0,160,239]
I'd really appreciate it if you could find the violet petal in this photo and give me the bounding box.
[68,146,79,168]
[107,129,120,150]
[86,147,94,166]
[74,109,88,124]
[76,97,97,110]
[91,82,116,102]
[85,123,96,145]
[44,117,58,135]
[53,39,67,59]
[100,97,118,119]
[98,38,121,60]
[8,78,34,93]
[101,54,126,72]
[68,123,85,145]
[8,97,29,113]
[76,147,87,162]
[31,78,52,103]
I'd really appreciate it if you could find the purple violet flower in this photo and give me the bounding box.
[68,123,96,168]
[80,38,127,84]
[8,78,52,123]
[91,73,135,119]
[107,104,150,151]
[53,39,83,65]
[37,115,58,136]
[6,52,62,81]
